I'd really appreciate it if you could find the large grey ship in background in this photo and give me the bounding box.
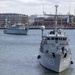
[37,5,73,72]
[4,23,28,35]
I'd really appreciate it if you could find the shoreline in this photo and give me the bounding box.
[29,27,75,30]
[0,27,75,30]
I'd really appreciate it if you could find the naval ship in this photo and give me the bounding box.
[4,23,28,35]
[37,5,73,72]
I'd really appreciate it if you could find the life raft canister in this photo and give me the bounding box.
[66,40,70,45]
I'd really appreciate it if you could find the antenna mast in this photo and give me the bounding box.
[55,5,58,33]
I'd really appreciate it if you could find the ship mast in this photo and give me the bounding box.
[55,5,58,34]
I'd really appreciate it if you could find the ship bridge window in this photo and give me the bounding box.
[55,37,58,43]
[63,37,67,40]
[47,37,50,40]
[46,37,67,41]
[47,37,55,40]
[55,38,58,40]
[57,37,67,40]
[59,38,61,40]
[59,38,62,40]
[49,37,54,40]
[52,37,54,40]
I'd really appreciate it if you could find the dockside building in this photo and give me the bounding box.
[31,14,75,28]
[0,13,29,28]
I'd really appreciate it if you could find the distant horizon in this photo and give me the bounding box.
[0,0,75,16]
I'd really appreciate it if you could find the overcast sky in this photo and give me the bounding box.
[0,0,75,15]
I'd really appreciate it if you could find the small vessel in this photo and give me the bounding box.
[4,23,28,35]
[37,5,73,72]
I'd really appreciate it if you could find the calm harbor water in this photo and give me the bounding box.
[0,29,75,75]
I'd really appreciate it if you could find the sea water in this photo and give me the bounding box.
[0,29,75,75]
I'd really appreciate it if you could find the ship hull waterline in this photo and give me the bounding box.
[4,29,28,35]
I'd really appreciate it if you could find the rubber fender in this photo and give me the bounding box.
[70,61,73,64]
[52,53,55,58]
[37,55,41,59]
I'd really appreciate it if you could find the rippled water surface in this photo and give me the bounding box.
[0,29,75,75]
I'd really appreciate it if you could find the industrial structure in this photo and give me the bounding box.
[30,14,75,28]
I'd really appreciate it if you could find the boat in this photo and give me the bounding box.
[37,5,73,72]
[4,23,28,35]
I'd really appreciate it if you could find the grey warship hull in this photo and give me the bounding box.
[4,29,28,35]
[39,52,71,72]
